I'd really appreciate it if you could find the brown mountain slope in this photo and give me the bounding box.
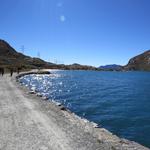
[124,50,150,71]
[0,40,54,69]
[0,40,97,70]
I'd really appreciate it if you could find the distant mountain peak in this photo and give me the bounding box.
[99,64,122,70]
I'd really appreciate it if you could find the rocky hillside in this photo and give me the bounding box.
[124,50,150,71]
[0,39,97,70]
[0,40,55,69]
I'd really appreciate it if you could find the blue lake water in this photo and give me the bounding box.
[19,70,150,148]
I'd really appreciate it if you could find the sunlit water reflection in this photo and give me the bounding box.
[19,70,150,148]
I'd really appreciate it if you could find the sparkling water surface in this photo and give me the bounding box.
[19,70,150,148]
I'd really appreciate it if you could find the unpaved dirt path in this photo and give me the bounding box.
[0,74,149,150]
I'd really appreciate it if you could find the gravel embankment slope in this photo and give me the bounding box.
[0,74,149,150]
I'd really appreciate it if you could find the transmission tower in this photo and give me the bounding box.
[37,51,41,58]
[21,45,25,54]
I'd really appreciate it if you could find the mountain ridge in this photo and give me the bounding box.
[1,39,150,71]
[124,50,150,71]
[99,64,122,71]
[0,39,55,69]
[0,39,97,70]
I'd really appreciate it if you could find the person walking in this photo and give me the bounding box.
[2,68,4,76]
[17,67,21,74]
[10,68,13,77]
[0,68,2,76]
[0,68,4,76]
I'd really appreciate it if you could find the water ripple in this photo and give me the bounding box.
[19,70,150,148]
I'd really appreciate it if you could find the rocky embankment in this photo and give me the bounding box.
[16,70,51,79]
[11,71,150,150]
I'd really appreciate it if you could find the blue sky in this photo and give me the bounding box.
[0,0,150,66]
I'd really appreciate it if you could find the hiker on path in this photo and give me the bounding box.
[17,67,21,74]
[0,68,4,76]
[2,68,4,76]
[10,68,14,77]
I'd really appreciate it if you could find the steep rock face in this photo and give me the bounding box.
[0,40,53,68]
[125,50,150,71]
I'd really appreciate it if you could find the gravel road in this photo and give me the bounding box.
[0,74,149,150]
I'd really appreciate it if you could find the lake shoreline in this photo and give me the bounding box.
[15,71,150,150]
